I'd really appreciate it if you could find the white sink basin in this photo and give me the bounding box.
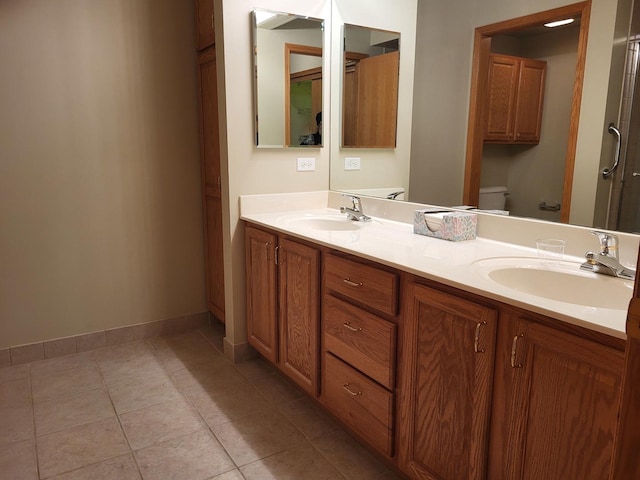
[472,257,633,310]
[279,212,380,232]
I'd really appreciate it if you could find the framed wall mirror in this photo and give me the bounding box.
[252,9,324,148]
[342,24,400,148]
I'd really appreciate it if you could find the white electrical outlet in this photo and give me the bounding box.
[344,157,361,170]
[297,157,315,171]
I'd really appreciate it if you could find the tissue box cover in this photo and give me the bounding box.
[413,210,477,241]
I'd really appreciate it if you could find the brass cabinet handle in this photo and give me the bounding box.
[342,383,362,396]
[474,321,487,353]
[343,322,362,333]
[274,245,280,265]
[511,334,524,368]
[343,278,363,287]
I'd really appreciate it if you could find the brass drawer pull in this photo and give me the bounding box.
[343,278,363,287]
[474,321,487,353]
[342,383,362,396]
[343,322,362,333]
[511,334,524,368]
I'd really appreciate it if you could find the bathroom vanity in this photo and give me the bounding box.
[241,192,632,480]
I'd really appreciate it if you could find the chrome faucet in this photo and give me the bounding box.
[580,230,635,280]
[340,194,371,222]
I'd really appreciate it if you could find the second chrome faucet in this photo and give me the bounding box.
[580,230,635,280]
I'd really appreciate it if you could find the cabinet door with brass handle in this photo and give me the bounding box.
[398,282,498,480]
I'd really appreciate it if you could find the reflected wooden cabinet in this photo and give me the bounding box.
[488,313,624,480]
[195,0,215,51]
[484,54,546,144]
[197,46,224,321]
[245,225,320,396]
[398,282,498,480]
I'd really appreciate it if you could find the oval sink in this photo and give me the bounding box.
[472,257,633,310]
[288,217,361,231]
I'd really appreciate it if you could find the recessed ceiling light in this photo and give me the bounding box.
[544,18,575,28]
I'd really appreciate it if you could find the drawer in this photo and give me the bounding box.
[324,254,399,316]
[322,352,394,456]
[323,295,396,389]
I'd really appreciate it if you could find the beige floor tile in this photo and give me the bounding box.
[277,397,339,440]
[134,429,235,480]
[30,352,94,379]
[185,379,271,427]
[119,397,205,450]
[0,405,34,446]
[313,430,388,480]
[0,364,30,385]
[210,470,245,480]
[94,343,165,386]
[172,362,246,393]
[34,388,115,435]
[375,470,404,479]
[108,372,182,415]
[49,454,141,480]
[240,442,346,480]
[234,357,276,381]
[250,372,305,405]
[31,363,104,404]
[153,339,228,372]
[0,377,32,408]
[211,408,306,467]
[93,341,155,365]
[37,417,129,479]
[0,439,38,480]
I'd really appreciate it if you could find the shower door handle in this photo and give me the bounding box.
[602,123,622,179]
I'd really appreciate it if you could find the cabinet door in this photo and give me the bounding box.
[498,317,623,480]
[197,48,221,196]
[195,0,215,51]
[278,237,320,396]
[513,59,546,143]
[245,226,278,363]
[204,196,224,319]
[485,55,519,143]
[398,283,497,480]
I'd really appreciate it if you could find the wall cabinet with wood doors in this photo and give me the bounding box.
[245,224,320,396]
[320,252,400,458]
[398,281,498,480]
[195,0,215,51]
[197,46,225,322]
[484,53,546,144]
[487,310,624,480]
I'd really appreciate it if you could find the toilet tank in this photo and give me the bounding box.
[479,186,508,210]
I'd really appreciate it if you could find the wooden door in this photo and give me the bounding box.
[484,54,519,142]
[195,0,215,51]
[245,226,278,364]
[513,58,546,143]
[398,283,497,480]
[497,316,623,480]
[278,237,320,396]
[355,51,399,148]
[197,47,225,321]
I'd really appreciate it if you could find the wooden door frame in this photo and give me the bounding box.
[463,1,591,223]
[284,43,322,145]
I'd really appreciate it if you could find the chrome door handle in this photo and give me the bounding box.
[602,123,622,179]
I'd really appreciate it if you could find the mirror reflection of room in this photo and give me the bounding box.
[342,24,400,148]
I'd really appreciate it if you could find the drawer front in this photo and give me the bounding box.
[323,295,396,389]
[323,352,394,456]
[324,254,399,316]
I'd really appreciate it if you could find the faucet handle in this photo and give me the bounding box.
[341,193,361,211]
[590,230,618,259]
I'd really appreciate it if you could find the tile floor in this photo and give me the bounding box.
[0,323,402,479]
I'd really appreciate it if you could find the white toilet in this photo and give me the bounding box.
[478,186,509,211]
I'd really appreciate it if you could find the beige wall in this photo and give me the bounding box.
[0,0,206,349]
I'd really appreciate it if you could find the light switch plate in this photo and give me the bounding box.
[344,157,361,170]
[297,158,315,171]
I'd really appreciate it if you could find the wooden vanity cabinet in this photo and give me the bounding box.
[245,224,320,396]
[397,281,498,480]
[488,311,624,480]
[484,53,546,144]
[321,253,400,458]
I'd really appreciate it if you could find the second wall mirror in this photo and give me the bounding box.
[342,24,400,148]
[252,9,324,148]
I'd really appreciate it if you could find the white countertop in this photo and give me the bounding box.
[241,198,632,340]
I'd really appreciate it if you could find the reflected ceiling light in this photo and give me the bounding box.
[544,18,575,28]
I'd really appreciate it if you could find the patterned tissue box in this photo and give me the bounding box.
[413,210,477,242]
